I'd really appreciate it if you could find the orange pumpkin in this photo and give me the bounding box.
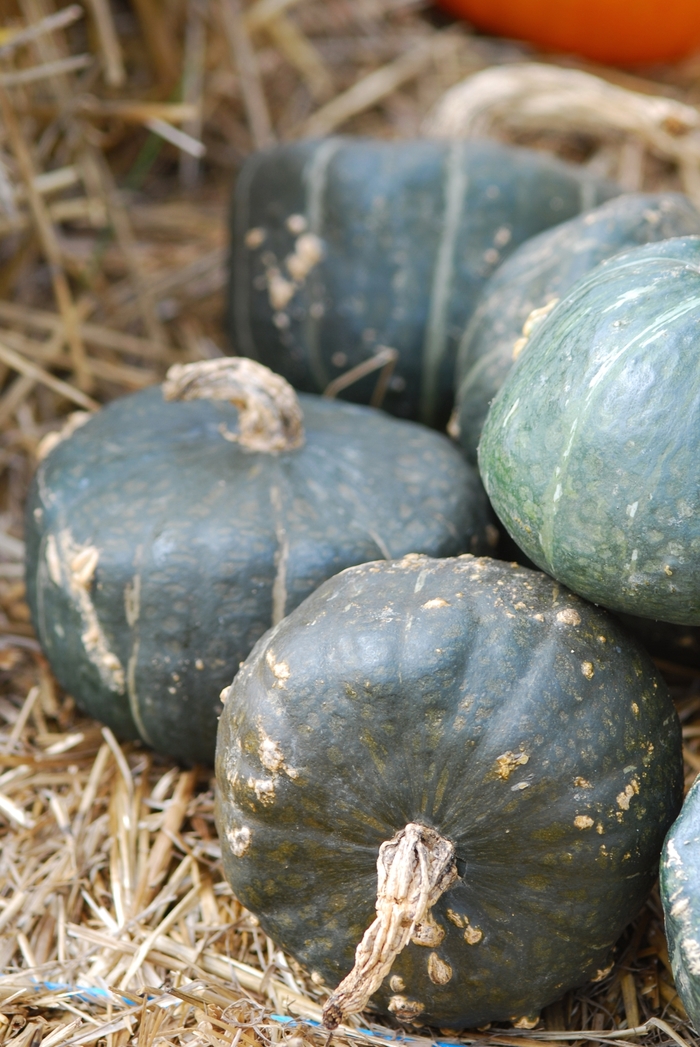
[436,0,700,65]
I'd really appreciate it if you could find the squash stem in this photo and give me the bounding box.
[162,357,304,453]
[322,822,458,1029]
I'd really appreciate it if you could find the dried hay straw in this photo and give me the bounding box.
[1,1,700,1046]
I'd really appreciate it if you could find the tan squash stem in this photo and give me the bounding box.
[322,822,458,1029]
[162,357,304,453]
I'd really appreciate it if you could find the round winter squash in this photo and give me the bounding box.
[25,359,493,766]
[661,775,700,1031]
[452,193,700,464]
[479,236,700,626]
[435,0,700,66]
[228,137,616,427]
[216,554,682,1030]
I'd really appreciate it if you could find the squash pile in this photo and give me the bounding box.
[27,135,700,1031]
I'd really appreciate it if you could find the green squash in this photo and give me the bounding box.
[479,236,700,626]
[453,193,700,464]
[25,360,492,766]
[661,774,700,1031]
[228,137,616,427]
[216,554,682,1030]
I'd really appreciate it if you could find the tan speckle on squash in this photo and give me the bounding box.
[388,997,425,1022]
[286,214,307,234]
[245,227,265,249]
[259,734,285,774]
[463,922,483,945]
[574,815,594,830]
[285,233,324,283]
[556,609,581,626]
[266,650,290,683]
[422,597,449,609]
[574,776,591,788]
[411,912,445,948]
[617,779,640,810]
[227,825,251,857]
[267,269,296,311]
[46,531,125,694]
[389,975,405,993]
[446,908,464,928]
[581,661,595,680]
[248,778,276,805]
[427,953,453,985]
[495,751,529,780]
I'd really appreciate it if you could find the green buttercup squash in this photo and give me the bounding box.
[661,774,700,1031]
[452,193,700,464]
[25,359,492,765]
[229,137,617,427]
[216,554,682,1030]
[479,236,700,625]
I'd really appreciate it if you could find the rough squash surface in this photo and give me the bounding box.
[453,193,700,463]
[25,381,491,765]
[479,236,700,625]
[216,554,682,1030]
[661,775,700,1032]
[228,137,616,426]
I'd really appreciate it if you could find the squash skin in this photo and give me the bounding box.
[479,236,700,626]
[228,137,617,427]
[661,775,700,1032]
[24,389,492,766]
[216,554,682,1029]
[453,193,700,464]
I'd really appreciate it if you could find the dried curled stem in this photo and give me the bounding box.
[322,823,458,1029]
[162,358,304,453]
[423,63,700,145]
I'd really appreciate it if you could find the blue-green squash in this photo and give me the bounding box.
[215,553,682,1030]
[228,137,617,427]
[24,359,493,766]
[452,193,700,464]
[661,775,700,1030]
[479,236,700,626]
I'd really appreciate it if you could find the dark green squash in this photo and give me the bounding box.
[215,553,682,1030]
[228,137,617,427]
[24,359,493,766]
[661,774,700,1032]
[452,193,700,464]
[479,236,700,626]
